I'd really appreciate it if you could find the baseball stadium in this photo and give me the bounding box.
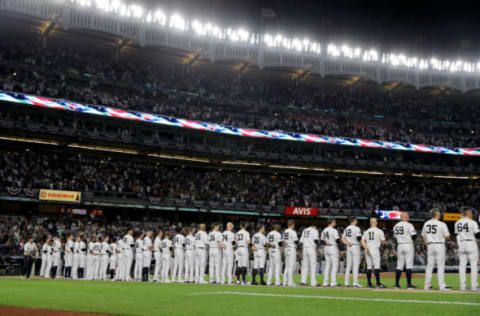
[0,0,479,315]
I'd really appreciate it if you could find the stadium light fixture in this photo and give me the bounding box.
[0,136,59,145]
[221,160,262,166]
[68,144,138,154]
[63,0,478,72]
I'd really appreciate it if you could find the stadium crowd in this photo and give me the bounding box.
[1,149,479,213]
[1,41,479,148]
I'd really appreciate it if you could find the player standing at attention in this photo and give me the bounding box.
[40,237,50,278]
[100,236,110,281]
[184,227,196,283]
[161,231,173,283]
[342,216,362,288]
[283,220,298,287]
[92,236,102,280]
[152,230,163,282]
[221,222,235,285]
[194,224,209,284]
[142,231,153,282]
[64,234,74,279]
[208,223,224,284]
[134,233,144,281]
[321,218,340,287]
[172,228,186,282]
[422,208,451,290]
[78,236,86,279]
[235,221,251,285]
[51,236,62,279]
[72,236,80,280]
[454,207,479,291]
[251,225,267,285]
[266,223,283,286]
[393,212,417,289]
[43,239,53,278]
[122,229,135,282]
[115,236,124,281]
[109,237,118,280]
[300,223,319,287]
[361,218,386,288]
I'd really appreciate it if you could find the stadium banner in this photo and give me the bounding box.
[284,206,319,216]
[1,91,479,156]
[39,189,81,203]
[443,213,461,221]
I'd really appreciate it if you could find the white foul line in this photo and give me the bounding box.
[189,291,480,307]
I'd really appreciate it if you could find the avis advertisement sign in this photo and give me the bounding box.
[284,206,319,217]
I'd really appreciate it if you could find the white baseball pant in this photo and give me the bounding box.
[184,250,195,282]
[221,248,234,284]
[134,253,143,281]
[161,253,171,282]
[72,254,79,279]
[424,243,447,290]
[122,251,134,281]
[283,247,296,286]
[345,245,361,286]
[40,255,48,277]
[365,248,381,270]
[458,241,478,290]
[173,248,185,282]
[396,243,414,270]
[153,252,162,281]
[323,247,339,286]
[267,249,282,285]
[236,247,249,268]
[100,254,109,280]
[301,247,317,286]
[194,248,207,283]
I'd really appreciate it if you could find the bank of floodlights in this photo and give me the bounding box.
[64,0,480,73]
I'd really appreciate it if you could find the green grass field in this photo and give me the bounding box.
[0,274,479,315]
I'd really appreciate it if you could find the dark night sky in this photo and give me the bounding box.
[137,0,480,59]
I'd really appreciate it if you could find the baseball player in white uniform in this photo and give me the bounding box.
[115,237,124,281]
[64,235,74,279]
[184,227,196,283]
[51,236,62,279]
[283,220,298,287]
[40,238,50,278]
[422,208,451,290]
[109,238,118,280]
[221,222,235,284]
[361,218,386,288]
[122,230,135,282]
[152,230,163,282]
[78,237,86,279]
[142,231,153,282]
[342,217,362,288]
[72,236,80,280]
[300,224,319,287]
[92,237,102,280]
[236,222,251,285]
[252,225,267,285]
[266,223,283,286]
[321,218,340,287]
[194,224,209,284]
[393,212,417,289]
[172,229,186,282]
[161,232,173,283]
[134,233,144,282]
[208,223,224,284]
[454,207,479,291]
[43,239,53,278]
[100,236,110,281]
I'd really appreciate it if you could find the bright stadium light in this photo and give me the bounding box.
[170,14,186,31]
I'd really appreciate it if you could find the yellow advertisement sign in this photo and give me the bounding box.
[39,189,81,203]
[443,213,461,221]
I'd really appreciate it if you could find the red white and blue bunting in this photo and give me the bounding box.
[1,91,479,156]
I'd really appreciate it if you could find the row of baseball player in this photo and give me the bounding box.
[33,207,479,291]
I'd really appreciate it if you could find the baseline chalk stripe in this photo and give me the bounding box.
[189,291,480,306]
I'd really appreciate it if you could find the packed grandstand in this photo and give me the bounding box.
[0,0,479,278]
